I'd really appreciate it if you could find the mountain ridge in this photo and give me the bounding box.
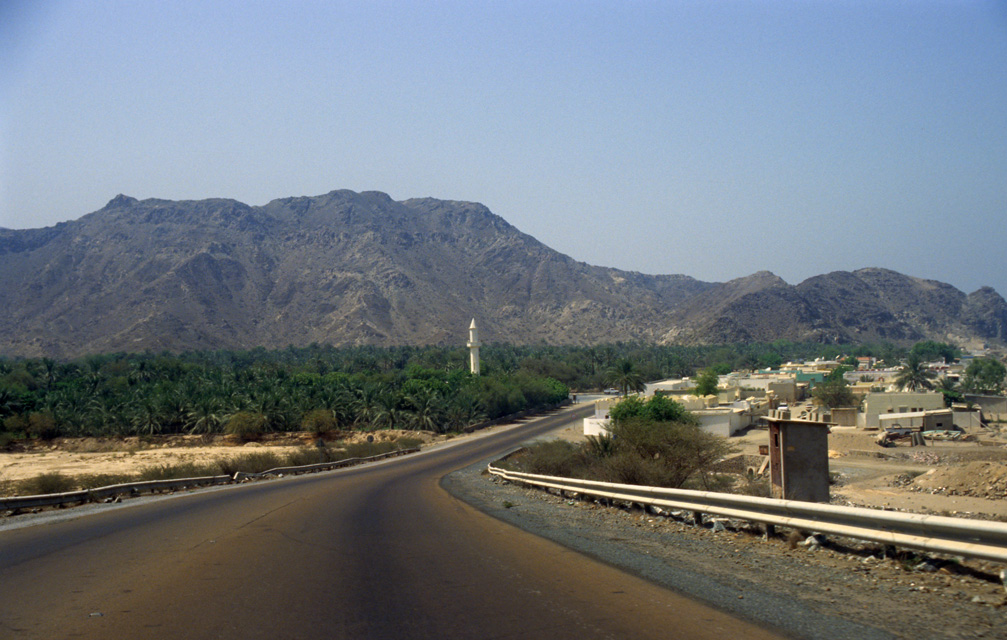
[1,190,1004,358]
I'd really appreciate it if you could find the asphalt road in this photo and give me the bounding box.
[0,406,784,639]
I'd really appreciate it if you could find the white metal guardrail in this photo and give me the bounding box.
[488,464,1007,564]
[231,447,419,481]
[1,448,420,512]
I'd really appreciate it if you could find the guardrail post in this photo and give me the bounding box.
[693,510,703,527]
[764,524,776,539]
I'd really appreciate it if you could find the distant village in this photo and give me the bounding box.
[586,353,1005,440]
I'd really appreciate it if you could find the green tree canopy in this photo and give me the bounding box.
[693,369,719,397]
[609,394,695,426]
[910,341,960,364]
[963,358,1006,394]
[811,378,855,408]
[826,365,854,383]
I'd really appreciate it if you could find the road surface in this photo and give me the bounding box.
[0,406,783,639]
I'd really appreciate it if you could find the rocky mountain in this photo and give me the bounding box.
[1,190,1004,358]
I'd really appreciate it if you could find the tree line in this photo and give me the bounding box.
[1,340,998,442]
[0,345,569,442]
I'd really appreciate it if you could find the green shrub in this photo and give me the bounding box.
[26,412,60,441]
[609,395,695,425]
[216,451,282,475]
[609,417,733,488]
[584,433,617,458]
[344,440,398,458]
[0,431,18,450]
[76,473,133,489]
[139,462,217,481]
[3,415,27,434]
[593,451,668,486]
[395,436,423,449]
[224,411,267,441]
[733,476,772,498]
[18,472,76,495]
[301,409,338,435]
[519,439,583,477]
[284,447,347,466]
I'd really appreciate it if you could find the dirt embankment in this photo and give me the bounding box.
[913,461,1007,500]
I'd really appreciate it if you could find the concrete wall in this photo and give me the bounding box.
[829,407,858,427]
[768,380,797,403]
[583,416,610,436]
[694,407,750,437]
[644,379,694,396]
[862,392,945,428]
[878,409,953,432]
[583,399,616,436]
[965,395,1007,422]
[952,407,984,430]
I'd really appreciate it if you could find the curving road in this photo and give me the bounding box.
[0,406,783,639]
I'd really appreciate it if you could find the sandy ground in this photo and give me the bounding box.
[0,430,449,487]
[5,404,1007,523]
[540,405,1007,520]
[722,424,1007,519]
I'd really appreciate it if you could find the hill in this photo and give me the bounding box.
[1,190,1004,357]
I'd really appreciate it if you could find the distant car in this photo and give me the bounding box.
[603,388,621,395]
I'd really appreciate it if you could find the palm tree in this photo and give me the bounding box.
[406,388,444,432]
[894,354,937,391]
[372,394,404,430]
[185,397,224,434]
[936,377,963,407]
[604,359,644,396]
[352,384,384,428]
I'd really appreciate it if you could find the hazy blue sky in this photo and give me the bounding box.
[3,1,1006,295]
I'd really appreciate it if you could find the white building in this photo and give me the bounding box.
[860,392,945,429]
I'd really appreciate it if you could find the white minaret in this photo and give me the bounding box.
[467,318,481,375]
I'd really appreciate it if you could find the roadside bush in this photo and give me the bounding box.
[139,462,218,481]
[3,415,27,434]
[683,472,734,492]
[583,434,617,458]
[516,439,584,477]
[224,411,267,441]
[284,447,348,466]
[508,405,735,490]
[283,448,326,467]
[733,475,772,498]
[26,412,60,441]
[593,451,671,486]
[76,473,133,489]
[609,417,733,488]
[301,409,338,436]
[344,440,399,458]
[215,451,282,475]
[17,472,76,495]
[395,437,423,450]
[0,431,18,450]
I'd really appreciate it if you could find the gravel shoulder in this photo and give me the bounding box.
[443,424,1007,640]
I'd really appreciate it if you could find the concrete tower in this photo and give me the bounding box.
[467,318,481,375]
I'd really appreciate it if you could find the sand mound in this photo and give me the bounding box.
[913,461,1007,499]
